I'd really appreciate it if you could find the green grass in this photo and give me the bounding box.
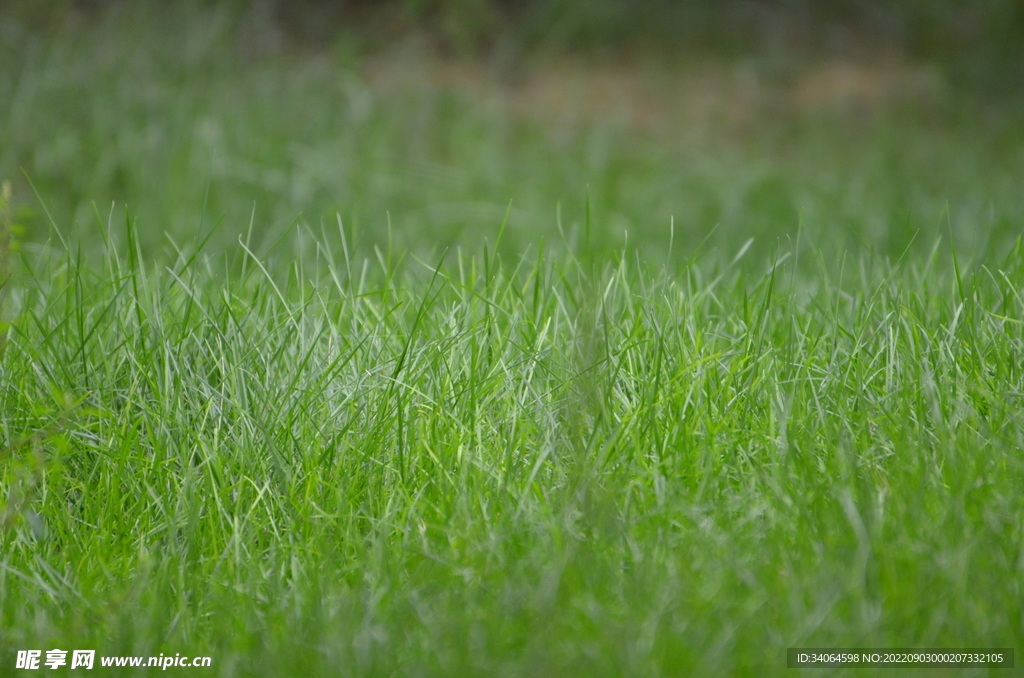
[2,4,1024,677]
[2,215,1023,675]
[3,3,1024,261]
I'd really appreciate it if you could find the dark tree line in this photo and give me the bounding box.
[5,0,1023,89]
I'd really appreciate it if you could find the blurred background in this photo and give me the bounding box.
[1,0,1022,260]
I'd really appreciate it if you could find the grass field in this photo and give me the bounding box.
[2,4,1023,676]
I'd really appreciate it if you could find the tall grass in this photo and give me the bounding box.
[2,3,1023,675]
[1,215,1022,675]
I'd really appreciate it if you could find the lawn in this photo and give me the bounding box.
[1,3,1022,676]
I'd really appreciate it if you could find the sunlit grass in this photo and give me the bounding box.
[1,212,1022,675]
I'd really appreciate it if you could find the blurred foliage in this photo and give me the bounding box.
[1,0,1022,263]
[1,0,1021,271]
[4,0,1023,90]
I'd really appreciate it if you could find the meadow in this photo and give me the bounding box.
[1,3,1023,676]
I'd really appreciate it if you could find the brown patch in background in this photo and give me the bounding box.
[364,47,941,139]
[789,60,941,115]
